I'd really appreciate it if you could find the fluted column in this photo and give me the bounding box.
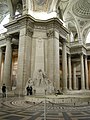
[85,56,89,89]
[62,42,67,91]
[0,48,2,88]
[3,35,12,90]
[16,28,33,95]
[47,30,60,91]
[73,63,77,90]
[68,54,72,90]
[80,53,85,90]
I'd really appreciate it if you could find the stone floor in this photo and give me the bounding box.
[0,95,90,120]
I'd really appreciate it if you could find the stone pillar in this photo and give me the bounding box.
[3,35,12,90]
[80,53,85,90]
[16,28,33,95]
[62,41,67,91]
[47,30,60,91]
[85,56,89,89]
[0,48,2,88]
[68,54,72,90]
[73,63,77,90]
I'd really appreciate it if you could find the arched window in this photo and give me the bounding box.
[0,11,19,34]
[0,14,10,34]
[86,32,90,43]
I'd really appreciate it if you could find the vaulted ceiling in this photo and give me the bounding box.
[0,0,8,23]
[0,0,90,40]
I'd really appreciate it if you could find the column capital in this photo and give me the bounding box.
[26,28,33,37]
[80,52,84,56]
[47,30,55,38]
[85,55,87,58]
[0,47,2,51]
[5,34,12,41]
[68,54,71,57]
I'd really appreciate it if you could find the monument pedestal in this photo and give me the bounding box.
[34,87,46,95]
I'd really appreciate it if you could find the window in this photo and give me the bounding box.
[86,32,90,43]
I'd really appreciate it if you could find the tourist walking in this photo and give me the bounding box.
[2,84,6,98]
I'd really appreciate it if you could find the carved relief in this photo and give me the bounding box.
[47,30,55,38]
[26,28,33,37]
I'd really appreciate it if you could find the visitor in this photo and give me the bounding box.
[26,85,30,96]
[2,84,6,98]
[30,86,32,95]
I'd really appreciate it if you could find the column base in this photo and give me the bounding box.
[69,88,72,91]
[14,88,25,96]
[62,88,68,93]
[81,88,85,90]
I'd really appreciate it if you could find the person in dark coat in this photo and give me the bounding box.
[26,85,30,96]
[2,84,6,98]
[30,86,32,95]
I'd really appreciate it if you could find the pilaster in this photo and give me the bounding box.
[68,54,72,90]
[73,63,77,90]
[47,29,60,91]
[80,53,85,90]
[0,48,2,88]
[16,27,33,95]
[62,41,67,91]
[85,56,89,90]
[3,35,12,91]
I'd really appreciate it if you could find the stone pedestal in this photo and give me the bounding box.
[34,87,46,95]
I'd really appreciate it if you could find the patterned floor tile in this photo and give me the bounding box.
[0,96,90,120]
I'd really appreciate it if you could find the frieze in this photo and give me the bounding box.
[34,25,46,30]
[7,24,21,33]
[70,46,86,55]
[71,47,82,54]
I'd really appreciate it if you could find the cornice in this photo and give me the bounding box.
[4,14,69,33]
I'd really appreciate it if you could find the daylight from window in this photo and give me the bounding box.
[86,32,90,43]
[0,14,10,34]
[0,12,19,34]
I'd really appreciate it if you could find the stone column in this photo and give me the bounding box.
[62,41,67,91]
[3,35,12,90]
[0,48,2,88]
[16,28,33,95]
[73,63,77,90]
[85,56,89,89]
[47,30,60,91]
[80,53,85,90]
[68,54,72,90]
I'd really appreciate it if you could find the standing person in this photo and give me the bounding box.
[26,85,30,96]
[2,84,6,98]
[30,86,32,95]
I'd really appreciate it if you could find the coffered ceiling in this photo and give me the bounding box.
[0,0,90,39]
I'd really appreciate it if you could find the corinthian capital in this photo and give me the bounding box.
[47,30,55,38]
[26,28,33,37]
[5,34,12,41]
